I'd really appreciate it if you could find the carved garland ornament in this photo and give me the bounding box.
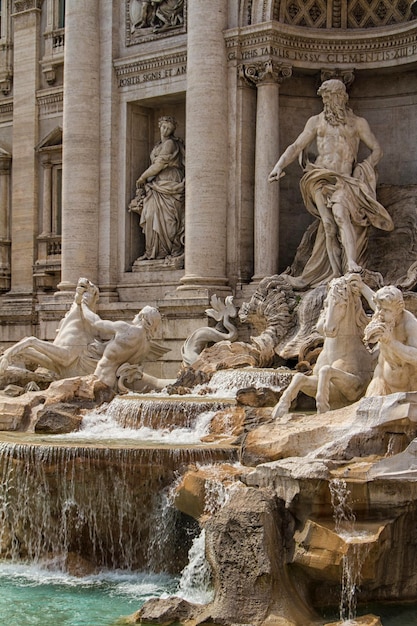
[13,0,43,12]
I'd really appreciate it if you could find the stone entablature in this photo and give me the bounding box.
[114,49,187,89]
[226,20,417,71]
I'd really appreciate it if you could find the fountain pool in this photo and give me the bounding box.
[0,563,178,626]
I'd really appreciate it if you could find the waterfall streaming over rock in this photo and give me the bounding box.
[0,440,237,573]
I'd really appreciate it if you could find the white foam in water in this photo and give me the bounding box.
[177,530,214,604]
[0,560,175,595]
[59,407,215,444]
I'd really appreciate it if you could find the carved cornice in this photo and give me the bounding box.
[114,50,187,88]
[226,20,417,71]
[239,60,292,87]
[13,0,42,13]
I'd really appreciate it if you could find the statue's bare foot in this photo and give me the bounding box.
[348,262,362,273]
[284,275,307,290]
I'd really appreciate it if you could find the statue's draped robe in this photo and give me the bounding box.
[140,137,185,260]
[293,159,393,288]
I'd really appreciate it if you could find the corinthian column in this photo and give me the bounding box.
[241,61,292,281]
[58,0,100,293]
[179,0,229,293]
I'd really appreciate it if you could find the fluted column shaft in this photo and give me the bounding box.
[242,62,292,281]
[180,0,229,291]
[58,0,100,291]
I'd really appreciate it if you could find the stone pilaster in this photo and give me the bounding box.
[240,61,292,281]
[9,0,41,294]
[0,150,11,291]
[58,0,100,294]
[178,0,229,295]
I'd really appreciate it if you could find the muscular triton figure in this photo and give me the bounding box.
[269,79,393,289]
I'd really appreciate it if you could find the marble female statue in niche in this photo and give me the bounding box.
[129,116,185,263]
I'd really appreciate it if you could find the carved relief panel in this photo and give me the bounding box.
[126,0,186,46]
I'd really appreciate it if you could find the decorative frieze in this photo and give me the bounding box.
[114,51,187,88]
[226,20,417,71]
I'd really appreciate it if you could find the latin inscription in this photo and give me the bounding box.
[118,65,186,88]
[231,43,417,65]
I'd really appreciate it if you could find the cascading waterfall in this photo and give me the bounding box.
[178,529,213,604]
[329,478,370,622]
[103,395,235,431]
[0,441,236,573]
[208,368,292,394]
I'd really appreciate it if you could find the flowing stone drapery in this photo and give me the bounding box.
[179,0,229,293]
[58,0,100,293]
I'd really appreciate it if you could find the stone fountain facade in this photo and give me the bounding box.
[0,1,415,379]
[0,2,416,626]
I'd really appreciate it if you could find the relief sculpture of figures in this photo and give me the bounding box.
[129,0,184,33]
[268,79,394,290]
[129,116,185,263]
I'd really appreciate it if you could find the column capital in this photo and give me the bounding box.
[238,60,292,88]
[320,68,355,89]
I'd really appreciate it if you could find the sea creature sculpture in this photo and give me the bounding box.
[181,295,238,366]
[272,273,377,416]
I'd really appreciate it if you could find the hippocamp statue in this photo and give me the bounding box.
[0,278,102,379]
[272,274,377,417]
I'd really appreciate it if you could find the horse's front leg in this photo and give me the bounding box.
[272,373,318,418]
[316,366,365,413]
[0,337,72,373]
[0,337,39,373]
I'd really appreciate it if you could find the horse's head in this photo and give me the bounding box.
[318,275,370,338]
[75,277,99,312]
[317,276,352,338]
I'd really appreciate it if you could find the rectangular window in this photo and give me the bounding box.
[53,165,62,235]
[58,0,65,28]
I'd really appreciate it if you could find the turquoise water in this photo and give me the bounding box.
[0,562,179,626]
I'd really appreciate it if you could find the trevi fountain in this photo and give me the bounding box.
[0,72,417,626]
